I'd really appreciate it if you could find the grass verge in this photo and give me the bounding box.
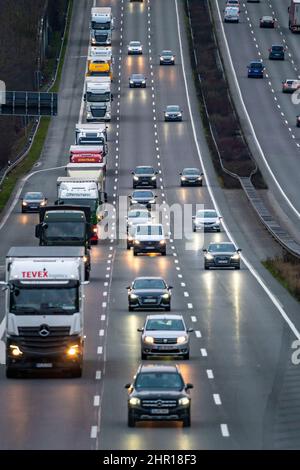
[0,0,73,214]
[263,258,300,302]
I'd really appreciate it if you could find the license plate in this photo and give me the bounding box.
[218,260,228,264]
[146,246,155,250]
[144,299,156,303]
[36,363,53,369]
[157,345,172,350]
[151,409,169,415]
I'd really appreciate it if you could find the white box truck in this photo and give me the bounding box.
[90,7,114,46]
[75,123,108,145]
[2,247,86,378]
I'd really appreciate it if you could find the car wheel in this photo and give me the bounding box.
[153,183,157,189]
[70,365,82,378]
[165,305,171,312]
[128,306,134,312]
[183,351,190,360]
[180,182,184,187]
[85,268,90,281]
[235,266,240,270]
[127,243,131,250]
[161,250,166,256]
[6,367,18,379]
[183,414,191,428]
[128,411,136,428]
[141,352,147,360]
[204,265,209,270]
[133,250,138,256]
[198,181,203,187]
[193,226,196,232]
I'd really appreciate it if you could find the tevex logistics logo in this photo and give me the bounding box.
[0,80,6,105]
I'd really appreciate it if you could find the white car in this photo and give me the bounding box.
[193,209,221,232]
[224,6,240,22]
[128,41,143,55]
[133,224,166,256]
[126,209,152,249]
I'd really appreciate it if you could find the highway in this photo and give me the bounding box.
[0,0,299,450]
[214,0,300,239]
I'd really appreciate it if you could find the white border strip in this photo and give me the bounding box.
[175,0,300,341]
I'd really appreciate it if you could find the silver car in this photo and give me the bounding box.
[138,314,193,360]
[180,168,203,186]
[193,209,221,232]
[164,105,182,121]
[128,41,143,55]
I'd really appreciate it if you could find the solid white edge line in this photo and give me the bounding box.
[175,0,300,342]
[214,0,300,220]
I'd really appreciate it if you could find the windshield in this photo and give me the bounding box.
[135,372,184,391]
[136,225,162,236]
[10,285,79,315]
[272,46,283,51]
[251,63,262,69]
[167,106,179,112]
[87,92,110,102]
[183,168,200,175]
[128,211,149,219]
[162,51,172,56]
[133,279,166,290]
[59,199,97,213]
[146,319,184,331]
[197,211,217,218]
[130,42,141,47]
[24,192,44,200]
[132,191,153,198]
[135,167,154,174]
[209,243,235,253]
[92,21,111,30]
[132,75,145,80]
[44,222,86,241]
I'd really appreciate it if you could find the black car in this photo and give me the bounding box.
[159,50,175,65]
[203,242,241,270]
[125,364,193,427]
[260,16,275,28]
[129,74,147,88]
[164,105,182,121]
[129,190,156,209]
[132,166,157,188]
[269,45,285,60]
[127,277,172,311]
[180,168,203,186]
[21,192,47,213]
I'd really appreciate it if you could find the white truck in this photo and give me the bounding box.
[2,246,86,378]
[75,123,108,146]
[85,77,112,122]
[288,0,300,32]
[90,7,114,46]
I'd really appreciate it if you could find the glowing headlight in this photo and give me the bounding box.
[67,345,80,357]
[205,254,214,260]
[128,236,133,241]
[181,176,186,181]
[144,336,154,344]
[149,199,155,204]
[161,293,170,299]
[171,56,175,61]
[130,80,134,84]
[142,80,146,84]
[129,397,140,406]
[10,345,23,357]
[179,397,190,406]
[231,253,240,260]
[133,176,139,181]
[151,176,156,180]
[130,293,138,299]
[177,336,187,345]
[160,57,164,60]
[159,240,166,245]
[177,113,182,117]
[22,202,28,206]
[93,227,98,233]
[131,199,138,204]
[87,113,92,118]
[40,200,46,206]
[134,240,140,245]
[83,255,88,263]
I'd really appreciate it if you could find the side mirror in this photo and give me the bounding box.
[192,216,195,219]
[237,248,242,253]
[83,94,86,102]
[187,328,194,333]
[54,200,59,205]
[155,171,158,175]
[131,171,135,175]
[186,383,194,390]
[126,286,130,290]
[169,285,173,289]
[125,383,131,389]
[203,249,207,253]
[201,173,204,176]
[137,328,144,332]
[179,172,182,175]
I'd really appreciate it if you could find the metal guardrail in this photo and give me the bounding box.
[186,0,300,260]
[0,0,71,189]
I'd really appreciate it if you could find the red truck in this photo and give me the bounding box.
[69,145,106,168]
[289,0,300,32]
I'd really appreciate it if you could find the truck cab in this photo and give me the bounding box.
[85,77,112,122]
[35,205,92,281]
[75,123,108,145]
[4,246,86,378]
[90,7,114,46]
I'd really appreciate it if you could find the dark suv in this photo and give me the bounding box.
[125,364,193,427]
[269,45,285,60]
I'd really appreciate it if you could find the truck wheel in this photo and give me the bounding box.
[183,414,191,427]
[161,250,166,256]
[85,269,90,281]
[133,250,138,256]
[127,243,131,250]
[128,411,136,428]
[204,265,209,270]
[141,352,147,360]
[70,366,82,378]
[6,367,18,379]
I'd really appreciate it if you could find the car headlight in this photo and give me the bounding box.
[159,240,166,245]
[161,293,170,299]
[231,253,240,260]
[142,80,146,84]
[128,236,133,241]
[130,80,134,84]
[151,176,156,180]
[133,176,139,181]
[160,56,164,60]
[83,255,88,263]
[134,240,140,245]
[91,38,96,44]
[177,336,188,345]
[22,202,28,206]
[205,254,214,260]
[67,344,80,357]
[171,56,174,61]
[40,200,46,206]
[144,336,154,344]
[179,397,190,406]
[93,227,98,233]
[197,176,202,180]
[177,113,182,117]
[131,199,138,204]
[181,176,186,181]
[130,293,138,299]
[10,345,23,357]
[129,397,140,406]
[87,113,92,118]
[149,199,155,204]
